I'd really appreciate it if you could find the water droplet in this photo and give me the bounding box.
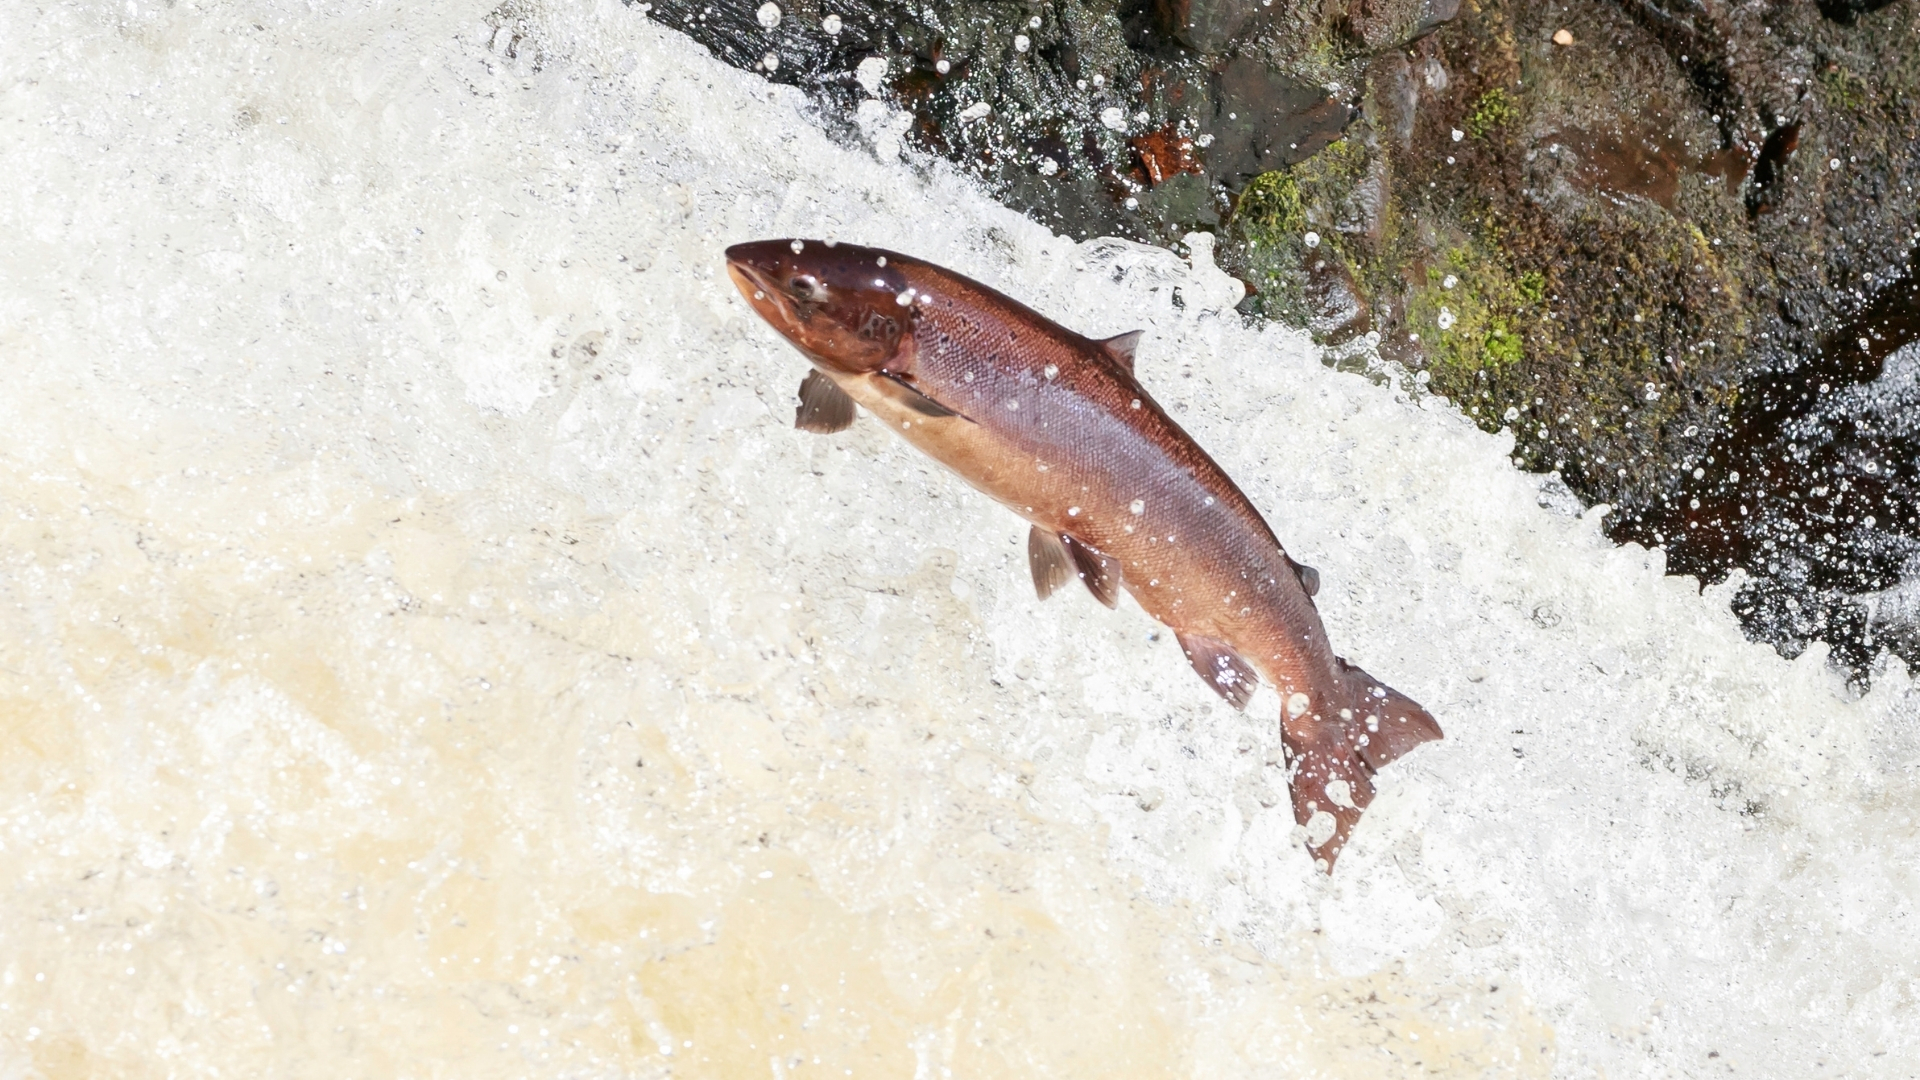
[1129,499,1144,515]
[1287,692,1311,718]
[875,255,886,266]
[1043,364,1058,378]
[1442,273,1458,289]
[761,52,779,71]
[789,239,804,254]
[1013,34,1030,52]
[1130,398,1141,409]
[1451,128,1464,142]
[755,2,781,28]
[821,13,841,34]
[1303,231,1320,249]
[1437,307,1456,330]
[935,59,950,74]
[1068,506,1081,516]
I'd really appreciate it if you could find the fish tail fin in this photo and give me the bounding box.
[1283,660,1442,872]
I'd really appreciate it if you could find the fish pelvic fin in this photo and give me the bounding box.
[1282,661,1442,872]
[1060,534,1120,609]
[1027,526,1075,600]
[795,370,857,433]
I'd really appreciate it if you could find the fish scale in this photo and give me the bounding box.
[726,238,1442,868]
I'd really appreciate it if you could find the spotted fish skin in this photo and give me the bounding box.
[725,239,1442,868]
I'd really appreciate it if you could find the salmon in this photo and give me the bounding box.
[724,239,1441,869]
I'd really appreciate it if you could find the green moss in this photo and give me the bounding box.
[1233,171,1307,239]
[1404,245,1537,382]
[1516,270,1546,304]
[1466,87,1517,139]
[1818,65,1868,111]
[1484,318,1523,364]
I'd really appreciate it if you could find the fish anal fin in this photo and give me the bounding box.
[876,371,968,420]
[795,370,856,433]
[1060,534,1120,609]
[1098,330,1143,373]
[1175,631,1258,711]
[1027,526,1074,600]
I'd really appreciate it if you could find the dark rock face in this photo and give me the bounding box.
[632,0,1920,681]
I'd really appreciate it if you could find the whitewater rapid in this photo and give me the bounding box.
[1,2,1915,1076]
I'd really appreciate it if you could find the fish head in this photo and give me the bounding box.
[725,240,915,373]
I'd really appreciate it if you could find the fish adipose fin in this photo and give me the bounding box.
[795,370,856,433]
[1176,632,1258,711]
[1293,561,1320,597]
[1097,330,1143,373]
[1060,534,1120,609]
[1282,661,1442,871]
[876,371,968,420]
[1027,526,1075,600]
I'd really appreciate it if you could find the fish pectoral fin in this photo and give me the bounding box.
[1175,632,1259,711]
[1059,534,1120,609]
[1294,560,1320,597]
[1027,526,1075,600]
[795,370,857,433]
[876,372,970,420]
[1097,330,1143,373]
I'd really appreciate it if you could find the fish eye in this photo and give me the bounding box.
[789,274,821,299]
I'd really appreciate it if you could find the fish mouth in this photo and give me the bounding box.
[725,245,810,336]
[724,249,783,308]
[724,241,789,285]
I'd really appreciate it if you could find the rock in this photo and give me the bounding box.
[1150,0,1270,53]
[1130,125,1202,186]
[1343,0,1462,51]
[1818,0,1903,24]
[1204,58,1353,187]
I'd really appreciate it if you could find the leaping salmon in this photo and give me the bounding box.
[725,239,1442,869]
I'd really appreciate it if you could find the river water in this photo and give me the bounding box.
[2,2,1917,1076]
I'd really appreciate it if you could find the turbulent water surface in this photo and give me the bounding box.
[2,2,1918,1077]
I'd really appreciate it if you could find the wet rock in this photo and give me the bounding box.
[1819,0,1904,24]
[1204,58,1354,187]
[1151,0,1270,53]
[1343,0,1461,51]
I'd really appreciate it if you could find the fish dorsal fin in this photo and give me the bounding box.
[1176,632,1259,711]
[795,370,857,433]
[1294,561,1320,597]
[1098,330,1143,373]
[1060,534,1120,609]
[876,371,968,420]
[1027,526,1075,600]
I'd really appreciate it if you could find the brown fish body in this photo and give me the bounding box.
[726,240,1441,867]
